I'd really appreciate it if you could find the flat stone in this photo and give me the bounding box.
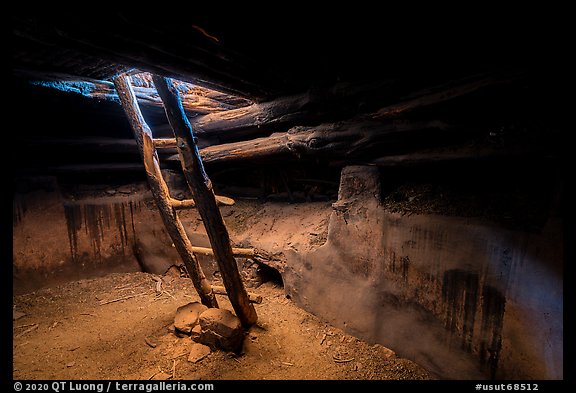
[174,302,208,334]
[198,308,244,352]
[187,343,211,363]
[373,343,396,358]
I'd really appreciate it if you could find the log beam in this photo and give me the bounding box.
[189,80,393,140]
[164,120,452,165]
[153,75,258,327]
[371,73,518,119]
[113,74,218,308]
[29,76,239,115]
[189,72,521,140]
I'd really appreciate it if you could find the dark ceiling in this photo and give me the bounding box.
[12,10,566,101]
[10,9,568,180]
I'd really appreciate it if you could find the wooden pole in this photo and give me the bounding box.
[170,195,236,209]
[153,75,258,327]
[190,245,255,258]
[113,74,218,308]
[212,286,263,304]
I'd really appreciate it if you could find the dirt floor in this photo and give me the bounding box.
[12,271,433,380]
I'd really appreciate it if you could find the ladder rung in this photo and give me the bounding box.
[171,196,235,209]
[171,198,196,209]
[154,138,177,148]
[212,285,262,304]
[214,195,236,206]
[191,245,256,258]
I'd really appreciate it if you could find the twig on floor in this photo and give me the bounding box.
[333,355,355,363]
[162,291,176,300]
[14,323,38,329]
[99,293,147,305]
[144,337,157,348]
[148,371,159,380]
[15,324,38,338]
[151,276,163,295]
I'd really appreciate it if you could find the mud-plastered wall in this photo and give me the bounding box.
[13,177,173,293]
[12,176,236,294]
[284,166,563,380]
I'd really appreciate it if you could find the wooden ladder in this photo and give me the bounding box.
[113,74,257,327]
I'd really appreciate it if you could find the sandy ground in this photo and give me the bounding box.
[12,271,433,381]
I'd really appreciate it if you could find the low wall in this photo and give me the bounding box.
[283,166,563,380]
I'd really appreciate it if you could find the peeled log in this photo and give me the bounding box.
[189,72,521,140]
[198,133,291,164]
[189,80,395,140]
[165,119,452,164]
[30,75,238,115]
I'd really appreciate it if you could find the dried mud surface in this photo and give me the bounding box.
[13,272,433,381]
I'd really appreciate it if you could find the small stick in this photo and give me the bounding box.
[281,362,294,366]
[162,291,177,300]
[14,323,37,329]
[99,293,146,305]
[16,324,38,338]
[333,355,355,363]
[144,337,157,348]
[320,333,327,345]
[151,276,163,294]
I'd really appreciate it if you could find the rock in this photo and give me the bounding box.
[187,343,211,363]
[372,343,396,358]
[174,302,208,334]
[198,308,244,353]
[190,325,202,341]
